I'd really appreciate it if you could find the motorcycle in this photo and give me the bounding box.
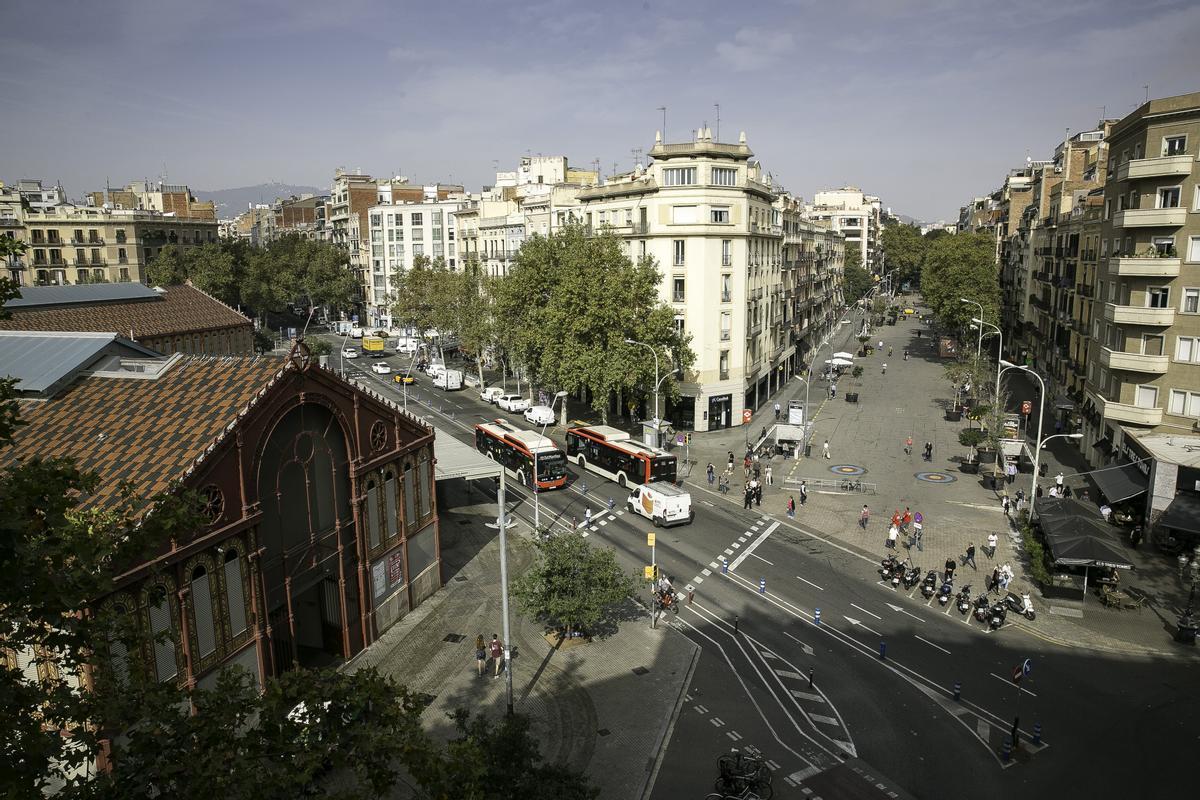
[973,593,991,622]
[1004,591,1036,620]
[937,578,954,606]
[956,585,972,615]
[902,564,922,589]
[920,570,939,599]
[988,602,1008,630]
[891,559,909,588]
[879,555,899,582]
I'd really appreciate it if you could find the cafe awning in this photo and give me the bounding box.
[1159,493,1200,536]
[1090,461,1148,504]
[1043,522,1135,570]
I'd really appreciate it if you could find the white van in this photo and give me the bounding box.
[627,482,693,527]
[433,369,462,391]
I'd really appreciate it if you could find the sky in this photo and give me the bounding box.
[2,0,1198,222]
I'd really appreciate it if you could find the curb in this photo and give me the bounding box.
[640,628,701,800]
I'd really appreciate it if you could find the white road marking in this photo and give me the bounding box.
[810,713,840,726]
[841,616,882,637]
[708,561,719,569]
[796,575,825,591]
[976,719,990,739]
[728,521,780,572]
[885,602,926,623]
[790,690,825,703]
[789,766,821,782]
[749,552,774,565]
[724,548,734,555]
[693,705,708,713]
[710,717,725,727]
[701,568,712,576]
[726,730,743,741]
[730,542,742,549]
[914,635,951,655]
[989,673,1037,697]
[692,576,704,585]
[774,669,805,680]
[850,603,882,620]
[783,631,815,656]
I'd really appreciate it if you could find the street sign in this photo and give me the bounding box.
[1012,666,1022,683]
[676,434,685,445]
[1021,400,1032,415]
[644,565,655,580]
[646,533,656,547]
[1023,658,1032,676]
[1012,659,1031,684]
[742,408,753,424]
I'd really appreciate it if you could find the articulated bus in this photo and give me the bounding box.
[474,419,568,490]
[564,424,677,487]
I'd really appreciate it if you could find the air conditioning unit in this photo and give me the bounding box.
[1054,166,1063,173]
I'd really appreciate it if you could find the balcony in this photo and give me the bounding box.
[1113,208,1187,228]
[1116,154,1194,181]
[1099,347,1170,374]
[1094,393,1163,426]
[1108,256,1181,277]
[1103,303,1175,326]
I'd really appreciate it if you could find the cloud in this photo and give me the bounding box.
[715,28,794,72]
[386,46,424,62]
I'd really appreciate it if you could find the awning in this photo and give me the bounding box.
[1159,493,1200,535]
[1092,437,1113,454]
[1091,462,1148,504]
[1043,521,1135,570]
[433,425,501,481]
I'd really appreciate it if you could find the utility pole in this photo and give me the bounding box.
[657,106,667,141]
[714,103,721,141]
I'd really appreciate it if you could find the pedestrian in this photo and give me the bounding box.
[706,463,715,485]
[823,440,831,459]
[829,384,836,399]
[1015,488,1025,504]
[905,436,913,456]
[760,426,767,444]
[799,481,808,506]
[882,362,888,374]
[989,566,1000,595]
[986,532,998,558]
[728,451,735,472]
[902,507,913,532]
[891,509,902,529]
[765,465,773,486]
[1079,488,1089,502]
[787,496,796,518]
[859,504,870,529]
[774,401,781,421]
[489,634,504,678]
[924,441,933,462]
[1001,495,1011,516]
[944,558,956,583]
[584,507,592,526]
[878,340,884,350]
[965,543,977,570]
[754,482,763,507]
[753,464,761,481]
[1015,496,1026,514]
[1005,461,1017,485]
[887,524,899,550]
[903,349,909,361]
[999,563,1013,591]
[912,520,923,551]
[1055,472,1064,489]
[1063,484,1073,499]
[719,472,730,494]
[888,346,893,357]
[1036,484,1043,499]
[743,485,753,510]
[475,635,486,678]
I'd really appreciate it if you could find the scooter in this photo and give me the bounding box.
[973,593,991,622]
[1005,591,1036,620]
[956,585,973,615]
[891,559,909,588]
[903,564,922,589]
[988,602,1008,630]
[920,570,939,599]
[879,555,899,582]
[937,578,954,606]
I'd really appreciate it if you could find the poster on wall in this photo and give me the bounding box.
[371,561,387,599]
[387,551,404,586]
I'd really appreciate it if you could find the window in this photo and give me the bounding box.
[719,350,729,380]
[417,458,431,518]
[1163,135,1187,156]
[711,207,730,224]
[370,214,381,228]
[1188,237,1200,263]
[1168,390,1200,417]
[1153,237,1175,256]
[413,243,424,257]
[190,565,217,659]
[712,167,737,186]
[393,213,404,226]
[403,466,416,526]
[223,550,247,637]
[411,213,423,226]
[1143,334,1164,356]
[1194,185,1200,211]
[1148,287,1170,308]
[722,239,732,267]
[671,205,698,224]
[720,311,731,341]
[721,273,732,302]
[147,588,176,682]
[672,276,685,303]
[662,167,697,186]
[115,229,126,244]
[1158,186,1181,208]
[1134,385,1158,409]
[1178,336,1200,363]
[384,472,398,538]
[366,480,380,548]
[1183,288,1200,314]
[673,240,685,266]
[674,314,685,336]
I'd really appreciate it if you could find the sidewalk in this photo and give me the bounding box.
[345,501,699,799]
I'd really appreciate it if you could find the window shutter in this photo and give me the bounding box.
[224,555,247,637]
[148,595,177,681]
[192,570,217,658]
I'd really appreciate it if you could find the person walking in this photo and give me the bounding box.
[912,519,924,551]
[474,635,487,678]
[924,441,933,462]
[904,436,913,456]
[743,484,753,510]
[1055,472,1064,490]
[787,496,796,518]
[707,462,715,485]
[823,440,831,459]
[859,504,870,529]
[799,480,808,506]
[754,481,763,507]
[1005,461,1018,485]
[774,401,781,421]
[944,558,956,583]
[727,451,735,473]
[489,634,504,678]
[765,465,773,486]
[719,472,730,494]
[988,566,1000,595]
[882,362,888,375]
[901,507,913,533]
[986,532,998,558]
[886,524,899,550]
[965,542,977,570]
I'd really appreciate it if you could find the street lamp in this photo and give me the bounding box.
[971,316,1004,399]
[625,337,661,428]
[1030,432,1082,518]
[1001,360,1046,514]
[533,390,568,533]
[960,298,984,360]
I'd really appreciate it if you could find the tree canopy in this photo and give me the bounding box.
[842,262,873,305]
[512,532,637,636]
[920,232,1000,334]
[879,224,926,288]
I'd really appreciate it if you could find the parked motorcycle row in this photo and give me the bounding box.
[879,555,1035,631]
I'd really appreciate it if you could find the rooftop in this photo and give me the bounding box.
[1122,429,1200,469]
[6,282,161,309]
[0,330,160,395]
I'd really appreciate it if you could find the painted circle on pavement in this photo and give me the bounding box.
[830,464,867,476]
[915,471,957,484]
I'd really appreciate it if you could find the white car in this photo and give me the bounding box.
[341,347,359,359]
[480,386,505,404]
[349,326,364,339]
[496,394,530,413]
[523,405,555,426]
[370,362,391,375]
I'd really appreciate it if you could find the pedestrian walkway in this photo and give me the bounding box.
[345,505,699,798]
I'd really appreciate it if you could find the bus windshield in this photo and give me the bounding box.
[537,452,567,481]
[650,456,677,484]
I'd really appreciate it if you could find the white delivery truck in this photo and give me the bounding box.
[433,368,463,391]
[627,481,694,527]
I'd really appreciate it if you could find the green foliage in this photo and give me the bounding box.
[512,532,637,636]
[851,366,863,380]
[844,242,862,271]
[305,337,332,357]
[447,255,496,386]
[494,225,694,420]
[920,232,1000,333]
[145,244,188,286]
[958,428,985,449]
[842,262,873,303]
[1017,513,1052,586]
[879,224,926,287]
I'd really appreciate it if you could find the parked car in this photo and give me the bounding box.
[523,405,555,426]
[349,326,364,339]
[463,372,482,388]
[394,371,415,385]
[341,347,359,359]
[480,386,505,404]
[370,362,391,375]
[496,394,530,413]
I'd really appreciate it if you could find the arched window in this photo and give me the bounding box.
[147,587,177,682]
[223,549,247,637]
[191,565,217,658]
[109,602,131,687]
[366,479,380,548]
[384,472,398,539]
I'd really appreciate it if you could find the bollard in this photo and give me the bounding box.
[953,681,961,701]
[808,668,814,688]
[1032,722,1042,746]
[687,590,694,605]
[814,607,821,625]
[879,640,886,660]
[734,616,739,634]
[759,577,766,594]
[721,557,729,575]
[582,480,588,494]
[1001,737,1012,762]
[607,496,615,510]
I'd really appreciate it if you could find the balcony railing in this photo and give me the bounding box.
[1099,347,1170,374]
[1113,208,1187,228]
[1115,154,1194,181]
[1095,393,1163,426]
[672,292,685,303]
[1103,302,1175,326]
[1108,256,1181,278]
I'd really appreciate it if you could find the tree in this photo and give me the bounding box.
[441,255,495,388]
[844,242,862,272]
[842,263,873,305]
[144,244,187,286]
[879,224,926,288]
[512,533,637,638]
[920,233,1000,334]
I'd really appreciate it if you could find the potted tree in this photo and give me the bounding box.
[958,428,985,473]
[857,334,871,357]
[851,365,864,385]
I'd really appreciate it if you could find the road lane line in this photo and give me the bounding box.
[728,521,780,572]
[989,673,1037,697]
[749,552,774,565]
[796,575,825,591]
[701,568,712,576]
[841,616,882,637]
[790,690,825,703]
[774,669,804,680]
[810,714,840,726]
[850,603,882,620]
[914,635,951,655]
[790,766,820,782]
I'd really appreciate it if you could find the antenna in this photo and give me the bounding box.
[714,102,721,141]
[631,147,643,169]
[657,105,667,141]
[1143,84,1149,104]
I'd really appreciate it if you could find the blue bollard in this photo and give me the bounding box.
[1001,737,1012,762]
[1032,722,1042,746]
[721,557,728,574]
[759,577,766,594]
[814,607,821,625]
[879,640,886,660]
[582,480,588,494]
[607,496,615,510]
[953,681,961,701]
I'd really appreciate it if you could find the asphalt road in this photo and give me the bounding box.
[324,338,1200,799]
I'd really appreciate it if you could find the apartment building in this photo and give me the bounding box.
[364,199,465,325]
[13,179,66,212]
[88,181,216,220]
[576,128,843,432]
[1082,91,1200,463]
[804,187,882,271]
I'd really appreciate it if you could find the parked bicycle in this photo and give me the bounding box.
[714,748,773,799]
[840,478,863,492]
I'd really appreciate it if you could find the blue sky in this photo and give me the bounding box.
[1,0,1198,221]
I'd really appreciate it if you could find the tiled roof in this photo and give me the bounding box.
[1,355,289,509]
[0,284,251,339]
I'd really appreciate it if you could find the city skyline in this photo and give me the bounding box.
[1,0,1198,220]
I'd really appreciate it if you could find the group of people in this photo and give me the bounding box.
[473,634,506,678]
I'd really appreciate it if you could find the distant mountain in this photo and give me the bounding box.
[194,183,326,217]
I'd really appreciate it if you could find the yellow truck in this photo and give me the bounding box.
[361,336,386,356]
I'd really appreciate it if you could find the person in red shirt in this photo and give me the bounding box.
[891,510,902,528]
[489,634,504,678]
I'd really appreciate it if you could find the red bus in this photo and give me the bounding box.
[474,419,568,490]
[564,424,677,486]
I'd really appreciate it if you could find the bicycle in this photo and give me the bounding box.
[715,749,773,799]
[840,478,862,492]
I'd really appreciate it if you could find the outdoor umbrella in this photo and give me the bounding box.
[830,358,855,367]
[833,351,855,359]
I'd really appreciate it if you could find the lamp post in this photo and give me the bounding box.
[960,298,984,361]
[624,338,661,426]
[1030,432,1082,518]
[1000,360,1046,513]
[972,317,1004,399]
[534,390,568,533]
[496,470,515,716]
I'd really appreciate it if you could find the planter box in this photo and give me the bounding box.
[960,461,979,474]
[946,410,962,422]
[845,392,859,404]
